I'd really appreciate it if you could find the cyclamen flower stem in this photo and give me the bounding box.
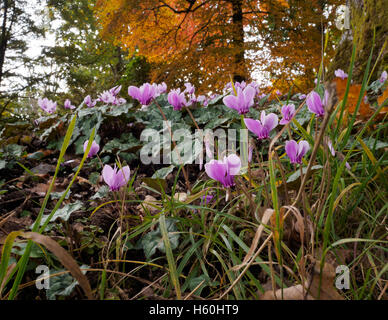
[252,145,270,208]
[184,106,201,131]
[154,100,192,193]
[236,177,256,219]
[299,165,307,212]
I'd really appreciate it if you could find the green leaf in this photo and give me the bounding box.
[188,274,210,296]
[38,201,84,226]
[287,165,323,183]
[106,103,133,116]
[152,165,175,179]
[88,172,100,185]
[139,218,180,259]
[3,144,25,158]
[50,190,71,200]
[142,177,167,193]
[46,265,88,300]
[91,185,109,200]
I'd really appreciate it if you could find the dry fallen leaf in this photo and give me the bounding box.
[136,195,160,215]
[261,259,344,300]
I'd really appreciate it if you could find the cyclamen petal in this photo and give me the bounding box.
[306,91,325,117]
[244,118,266,139]
[84,95,96,108]
[261,111,278,132]
[109,85,122,96]
[223,86,255,114]
[280,104,295,125]
[184,83,195,95]
[380,71,387,83]
[335,69,348,80]
[225,154,241,176]
[38,98,57,114]
[128,83,157,106]
[98,90,116,104]
[168,88,187,110]
[64,99,76,110]
[245,111,278,140]
[83,140,100,158]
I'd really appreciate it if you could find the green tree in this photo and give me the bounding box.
[45,0,151,105]
[0,0,45,117]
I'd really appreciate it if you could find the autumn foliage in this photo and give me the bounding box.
[94,0,342,92]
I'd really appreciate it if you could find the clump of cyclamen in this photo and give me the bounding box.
[38,98,57,114]
[244,111,278,140]
[205,154,241,188]
[182,82,206,107]
[285,140,310,164]
[98,85,126,106]
[102,164,131,191]
[83,140,100,158]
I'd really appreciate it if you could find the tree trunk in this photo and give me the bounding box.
[231,0,248,82]
[0,0,10,86]
[327,0,388,83]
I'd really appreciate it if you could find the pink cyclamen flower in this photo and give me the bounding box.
[306,91,325,117]
[327,140,351,169]
[201,194,214,205]
[83,140,100,158]
[327,140,336,157]
[275,89,282,96]
[64,99,76,110]
[98,90,116,104]
[335,69,348,80]
[244,111,279,140]
[112,97,126,106]
[102,164,131,191]
[299,94,307,100]
[285,140,310,164]
[248,145,253,163]
[280,104,295,125]
[154,82,167,95]
[223,86,256,115]
[109,85,122,96]
[168,88,187,110]
[128,83,157,106]
[184,82,195,95]
[38,98,57,114]
[84,95,96,108]
[205,154,241,188]
[380,71,387,83]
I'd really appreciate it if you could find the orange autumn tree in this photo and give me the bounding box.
[95,0,342,92]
